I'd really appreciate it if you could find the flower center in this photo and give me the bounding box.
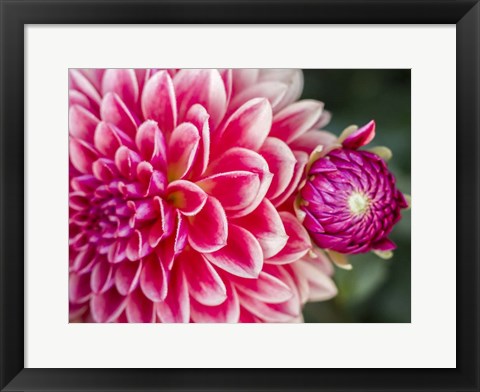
[348,192,370,215]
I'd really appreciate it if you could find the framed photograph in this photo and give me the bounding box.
[1,0,478,391]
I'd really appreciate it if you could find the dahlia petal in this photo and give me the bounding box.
[156,264,190,323]
[260,137,296,200]
[270,150,308,207]
[69,90,94,112]
[114,146,141,180]
[219,69,233,104]
[92,158,119,182]
[270,100,324,143]
[148,197,175,247]
[196,171,260,211]
[71,175,100,193]
[69,302,89,321]
[90,260,114,294]
[238,308,262,323]
[167,122,200,180]
[69,192,89,211]
[312,233,350,251]
[289,130,338,154]
[302,208,325,234]
[126,228,153,261]
[373,249,394,260]
[127,198,158,223]
[292,260,337,302]
[71,246,96,273]
[239,288,298,322]
[216,98,272,152]
[135,69,149,92]
[69,138,98,174]
[166,180,208,216]
[228,81,288,114]
[69,69,102,105]
[187,197,228,253]
[90,287,128,323]
[206,148,273,217]
[107,238,128,264]
[309,157,338,174]
[288,262,310,304]
[307,248,335,276]
[204,224,262,279]
[326,250,352,270]
[341,120,376,149]
[156,234,175,271]
[94,122,134,159]
[138,165,167,196]
[232,199,288,259]
[266,212,311,264]
[135,120,167,170]
[231,69,259,94]
[184,104,210,177]
[181,249,227,306]
[78,69,105,93]
[126,288,155,323]
[140,253,168,302]
[372,237,397,252]
[312,110,332,130]
[115,259,142,296]
[174,69,227,129]
[368,146,393,161]
[235,271,293,304]
[190,281,240,323]
[69,272,91,303]
[174,211,188,255]
[100,92,138,137]
[259,69,304,112]
[69,105,100,142]
[102,69,139,108]
[141,70,177,134]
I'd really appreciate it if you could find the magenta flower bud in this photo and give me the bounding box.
[299,120,409,257]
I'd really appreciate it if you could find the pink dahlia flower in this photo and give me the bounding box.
[296,120,409,268]
[69,68,337,323]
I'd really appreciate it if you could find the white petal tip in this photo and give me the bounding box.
[327,250,353,270]
[337,125,358,143]
[368,146,393,161]
[373,250,394,260]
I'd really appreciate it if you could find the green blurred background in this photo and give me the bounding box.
[301,70,411,323]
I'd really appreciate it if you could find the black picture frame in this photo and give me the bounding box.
[1,1,478,391]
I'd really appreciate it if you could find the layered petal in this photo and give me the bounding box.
[259,137,297,200]
[204,224,263,279]
[102,69,139,109]
[186,197,228,253]
[156,263,190,323]
[69,105,100,142]
[190,281,240,323]
[126,288,156,323]
[139,253,168,302]
[270,100,324,143]
[100,92,138,137]
[196,171,260,211]
[266,212,311,264]
[174,69,227,129]
[215,98,272,153]
[181,249,227,306]
[90,287,128,323]
[141,70,177,134]
[69,138,98,174]
[232,199,288,259]
[166,180,208,216]
[167,122,200,180]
